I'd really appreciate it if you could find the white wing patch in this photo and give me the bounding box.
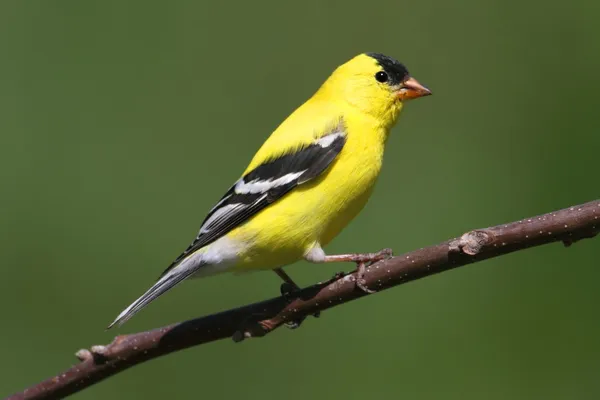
[316,132,344,148]
[200,203,246,234]
[234,171,306,194]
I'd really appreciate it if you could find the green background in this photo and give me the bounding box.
[2,1,599,399]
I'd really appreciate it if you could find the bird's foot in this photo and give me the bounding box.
[355,262,376,294]
[353,248,393,294]
[279,281,299,300]
[279,282,319,329]
[320,248,393,293]
[283,319,303,330]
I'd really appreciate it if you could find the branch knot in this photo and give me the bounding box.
[449,229,493,256]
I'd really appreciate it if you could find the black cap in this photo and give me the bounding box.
[366,53,410,85]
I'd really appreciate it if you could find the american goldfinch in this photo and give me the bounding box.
[109,52,431,328]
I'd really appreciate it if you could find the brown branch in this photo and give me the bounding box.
[8,200,600,400]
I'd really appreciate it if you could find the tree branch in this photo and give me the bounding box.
[8,200,600,400]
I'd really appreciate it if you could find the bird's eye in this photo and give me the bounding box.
[375,71,389,83]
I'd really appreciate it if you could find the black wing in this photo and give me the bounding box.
[160,126,346,277]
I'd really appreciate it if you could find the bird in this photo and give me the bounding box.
[108,52,431,328]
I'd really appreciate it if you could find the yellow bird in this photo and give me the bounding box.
[109,53,431,328]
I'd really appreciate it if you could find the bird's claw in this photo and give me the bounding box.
[356,277,376,294]
[354,261,377,294]
[284,320,304,329]
[280,282,298,298]
[279,281,318,329]
[371,248,393,263]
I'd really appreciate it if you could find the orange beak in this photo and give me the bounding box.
[397,77,432,101]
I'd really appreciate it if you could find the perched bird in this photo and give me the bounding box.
[109,52,431,328]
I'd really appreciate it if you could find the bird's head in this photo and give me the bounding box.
[319,53,431,127]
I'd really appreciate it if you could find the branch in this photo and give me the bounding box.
[8,200,600,400]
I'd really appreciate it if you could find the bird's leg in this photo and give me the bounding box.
[273,268,319,329]
[307,247,393,294]
[274,268,300,294]
[319,248,393,265]
[232,269,304,340]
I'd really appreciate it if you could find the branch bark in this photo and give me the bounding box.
[8,200,600,400]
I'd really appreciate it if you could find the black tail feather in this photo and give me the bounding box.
[107,267,197,329]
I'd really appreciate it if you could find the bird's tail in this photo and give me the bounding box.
[107,256,205,329]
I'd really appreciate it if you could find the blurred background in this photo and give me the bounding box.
[1,0,599,398]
